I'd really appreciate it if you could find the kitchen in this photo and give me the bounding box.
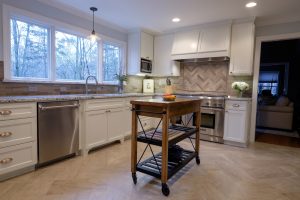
[0,0,300,199]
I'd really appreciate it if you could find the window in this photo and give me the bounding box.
[10,18,49,79]
[102,43,121,82]
[258,71,279,95]
[4,5,126,84]
[56,31,98,81]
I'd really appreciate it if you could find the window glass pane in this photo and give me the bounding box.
[56,31,98,80]
[10,19,49,78]
[103,43,121,82]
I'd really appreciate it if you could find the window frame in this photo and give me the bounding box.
[2,4,126,85]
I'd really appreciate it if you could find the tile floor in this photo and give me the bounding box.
[1,140,300,200]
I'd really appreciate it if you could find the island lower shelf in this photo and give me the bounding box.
[136,149,197,179]
[137,125,198,146]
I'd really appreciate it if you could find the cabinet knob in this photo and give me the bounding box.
[0,110,12,115]
[0,132,12,137]
[0,157,13,164]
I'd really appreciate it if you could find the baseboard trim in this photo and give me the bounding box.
[0,165,35,182]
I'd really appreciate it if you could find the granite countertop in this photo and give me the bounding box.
[225,96,252,101]
[0,93,154,103]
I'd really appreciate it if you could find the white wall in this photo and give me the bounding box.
[0,0,127,60]
[256,21,300,37]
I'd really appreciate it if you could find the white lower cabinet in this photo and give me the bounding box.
[84,99,128,153]
[223,100,251,147]
[107,108,126,142]
[0,102,37,180]
[85,110,108,150]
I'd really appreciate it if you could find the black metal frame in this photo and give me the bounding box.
[135,111,199,180]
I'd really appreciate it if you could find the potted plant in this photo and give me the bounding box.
[114,74,128,93]
[231,81,249,97]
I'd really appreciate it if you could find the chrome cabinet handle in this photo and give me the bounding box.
[0,132,12,137]
[232,104,240,107]
[0,110,12,115]
[0,157,13,164]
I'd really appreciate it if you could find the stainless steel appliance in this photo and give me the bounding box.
[37,101,79,167]
[140,58,152,73]
[177,95,225,143]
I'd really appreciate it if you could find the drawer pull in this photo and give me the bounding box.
[232,104,240,107]
[0,157,13,164]
[0,132,12,137]
[0,110,12,115]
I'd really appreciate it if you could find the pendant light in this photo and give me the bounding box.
[89,6,99,42]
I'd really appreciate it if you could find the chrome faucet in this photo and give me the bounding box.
[85,75,98,95]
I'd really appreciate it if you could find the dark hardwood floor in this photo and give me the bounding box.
[256,132,300,148]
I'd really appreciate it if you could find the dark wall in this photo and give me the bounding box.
[260,39,300,130]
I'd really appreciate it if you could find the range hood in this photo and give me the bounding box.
[174,56,230,63]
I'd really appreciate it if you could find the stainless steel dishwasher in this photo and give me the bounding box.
[37,101,79,167]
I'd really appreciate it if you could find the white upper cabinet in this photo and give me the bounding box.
[198,24,231,54]
[171,23,231,60]
[229,22,255,75]
[128,31,154,75]
[154,34,180,76]
[171,30,200,55]
[141,32,154,60]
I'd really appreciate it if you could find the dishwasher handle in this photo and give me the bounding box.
[39,103,80,111]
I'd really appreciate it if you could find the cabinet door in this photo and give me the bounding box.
[141,32,154,60]
[107,108,125,141]
[224,110,246,143]
[229,22,255,75]
[85,110,107,149]
[154,34,180,76]
[198,24,231,53]
[123,107,132,137]
[172,30,200,55]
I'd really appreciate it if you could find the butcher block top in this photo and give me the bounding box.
[130,98,201,118]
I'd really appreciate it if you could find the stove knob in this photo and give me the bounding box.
[206,102,209,106]
[213,103,217,107]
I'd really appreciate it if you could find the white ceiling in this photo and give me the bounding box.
[39,0,300,33]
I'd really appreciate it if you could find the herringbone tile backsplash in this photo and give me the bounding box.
[180,61,228,92]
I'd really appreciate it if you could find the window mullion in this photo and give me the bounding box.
[98,40,103,83]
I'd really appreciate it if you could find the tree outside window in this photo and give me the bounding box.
[10,19,49,79]
[55,31,98,81]
[103,43,121,82]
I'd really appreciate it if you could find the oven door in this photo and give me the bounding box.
[200,107,224,138]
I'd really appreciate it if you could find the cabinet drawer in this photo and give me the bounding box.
[138,117,153,132]
[0,142,37,175]
[0,103,36,120]
[85,99,125,111]
[226,100,247,111]
[0,118,37,148]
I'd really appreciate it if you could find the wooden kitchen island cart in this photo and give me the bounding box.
[130,98,201,196]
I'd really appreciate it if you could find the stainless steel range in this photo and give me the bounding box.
[176,95,225,143]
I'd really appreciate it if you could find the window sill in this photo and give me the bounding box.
[2,79,119,86]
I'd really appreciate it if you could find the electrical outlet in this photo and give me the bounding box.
[60,87,67,92]
[28,86,38,92]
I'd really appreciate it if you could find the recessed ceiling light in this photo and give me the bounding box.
[172,17,181,23]
[246,2,257,8]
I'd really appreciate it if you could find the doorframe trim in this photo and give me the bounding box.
[249,32,300,142]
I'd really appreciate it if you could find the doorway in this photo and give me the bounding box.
[250,34,300,148]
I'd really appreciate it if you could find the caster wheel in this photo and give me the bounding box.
[132,173,137,184]
[196,156,200,165]
[161,183,170,196]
